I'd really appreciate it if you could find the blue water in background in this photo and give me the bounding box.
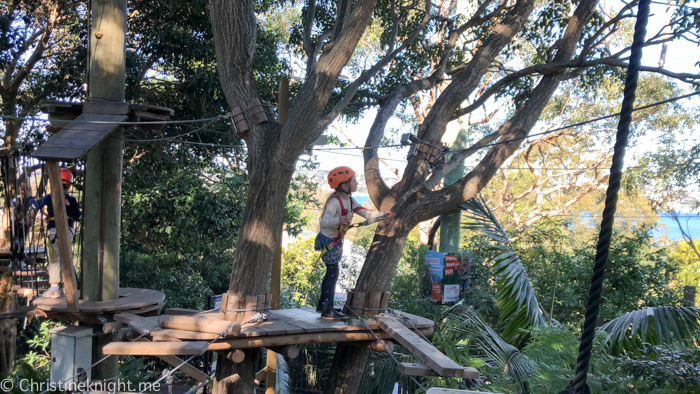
[654,213,700,241]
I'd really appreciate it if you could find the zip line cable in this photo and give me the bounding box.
[4,89,697,146]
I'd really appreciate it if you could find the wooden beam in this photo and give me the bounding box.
[399,363,438,376]
[158,315,241,337]
[46,162,78,311]
[102,341,208,356]
[207,328,433,351]
[255,367,268,383]
[268,345,299,359]
[376,315,478,379]
[367,340,394,353]
[227,349,245,363]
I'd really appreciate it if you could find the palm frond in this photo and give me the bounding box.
[600,306,700,354]
[447,304,534,383]
[276,353,291,394]
[461,196,546,339]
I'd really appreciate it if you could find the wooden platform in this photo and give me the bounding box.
[32,287,164,323]
[111,308,477,379]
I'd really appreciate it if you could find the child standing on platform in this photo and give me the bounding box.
[314,166,394,320]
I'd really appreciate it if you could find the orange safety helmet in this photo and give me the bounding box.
[61,168,74,184]
[327,166,355,190]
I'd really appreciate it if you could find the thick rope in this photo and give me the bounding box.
[565,1,651,393]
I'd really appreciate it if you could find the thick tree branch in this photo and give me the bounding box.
[315,0,432,135]
[412,0,599,220]
[209,0,258,112]
[282,0,380,155]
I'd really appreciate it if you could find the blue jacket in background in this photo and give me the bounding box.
[29,194,82,230]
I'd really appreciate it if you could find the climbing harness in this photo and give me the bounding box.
[560,1,651,393]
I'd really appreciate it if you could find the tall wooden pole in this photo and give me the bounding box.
[266,78,290,393]
[83,0,127,380]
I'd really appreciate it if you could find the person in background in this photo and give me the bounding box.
[314,166,395,320]
[28,168,81,298]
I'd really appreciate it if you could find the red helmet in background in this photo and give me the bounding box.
[61,168,74,184]
[327,166,355,190]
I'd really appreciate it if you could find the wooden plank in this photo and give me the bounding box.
[128,316,160,335]
[33,114,128,160]
[219,294,229,320]
[46,162,78,311]
[103,341,208,356]
[240,316,295,337]
[367,293,381,317]
[245,295,257,321]
[379,292,391,312]
[83,101,131,115]
[272,309,329,332]
[164,308,202,316]
[33,287,165,313]
[159,315,241,337]
[150,328,220,341]
[208,329,432,351]
[351,291,365,316]
[399,363,438,376]
[257,295,266,313]
[376,315,463,377]
[255,367,268,383]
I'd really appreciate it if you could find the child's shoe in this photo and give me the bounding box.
[42,287,63,298]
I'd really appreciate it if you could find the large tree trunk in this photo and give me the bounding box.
[323,216,413,394]
[212,125,296,394]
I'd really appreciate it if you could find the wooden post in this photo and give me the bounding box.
[83,0,127,381]
[46,162,78,311]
